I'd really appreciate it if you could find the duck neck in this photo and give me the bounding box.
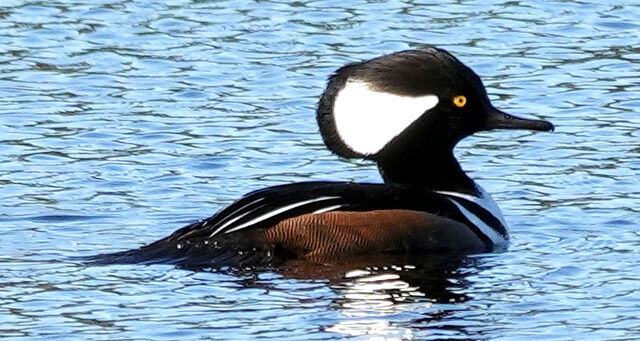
[376,147,477,194]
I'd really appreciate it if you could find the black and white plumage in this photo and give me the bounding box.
[88,46,553,267]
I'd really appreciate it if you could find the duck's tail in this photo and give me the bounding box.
[81,231,274,269]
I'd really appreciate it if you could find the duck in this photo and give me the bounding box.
[89,46,553,267]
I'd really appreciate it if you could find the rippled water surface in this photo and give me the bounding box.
[2,0,640,339]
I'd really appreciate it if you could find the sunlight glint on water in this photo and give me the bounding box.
[1,1,640,339]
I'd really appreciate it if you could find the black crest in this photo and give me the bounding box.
[316,46,477,159]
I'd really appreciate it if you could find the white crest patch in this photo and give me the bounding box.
[333,80,439,155]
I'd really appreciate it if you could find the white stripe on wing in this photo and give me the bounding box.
[444,198,508,247]
[223,196,341,234]
[208,197,266,237]
[312,204,343,214]
[436,185,508,228]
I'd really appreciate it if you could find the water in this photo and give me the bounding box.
[1,0,640,339]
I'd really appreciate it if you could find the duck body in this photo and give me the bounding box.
[90,46,553,267]
[93,181,507,266]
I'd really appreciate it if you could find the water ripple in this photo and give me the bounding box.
[1,0,640,339]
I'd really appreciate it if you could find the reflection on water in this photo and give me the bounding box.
[275,254,479,339]
[2,0,640,339]
[281,254,472,302]
[328,268,452,339]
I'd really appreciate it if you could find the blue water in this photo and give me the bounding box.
[2,0,640,339]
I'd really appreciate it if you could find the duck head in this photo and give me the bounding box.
[317,46,553,189]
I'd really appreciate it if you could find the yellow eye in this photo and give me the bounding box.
[453,95,467,108]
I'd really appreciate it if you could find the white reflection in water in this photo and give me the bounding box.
[342,273,425,306]
[326,266,429,339]
[327,319,414,340]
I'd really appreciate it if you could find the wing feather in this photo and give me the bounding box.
[87,181,503,267]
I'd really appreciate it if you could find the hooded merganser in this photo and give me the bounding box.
[90,46,553,267]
